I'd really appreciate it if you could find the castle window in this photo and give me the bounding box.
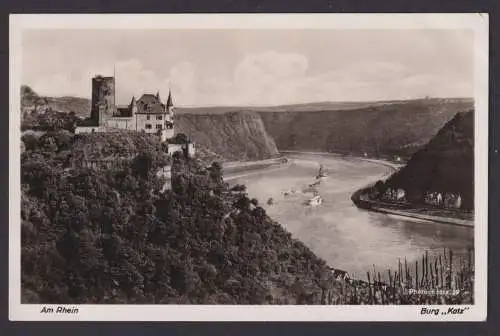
[145,124,152,129]
[156,115,162,120]
[156,124,163,130]
[147,115,150,120]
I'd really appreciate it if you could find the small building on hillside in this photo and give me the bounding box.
[167,133,196,158]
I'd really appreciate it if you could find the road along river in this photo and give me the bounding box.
[228,153,474,281]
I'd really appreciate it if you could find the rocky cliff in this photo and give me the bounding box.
[175,111,279,161]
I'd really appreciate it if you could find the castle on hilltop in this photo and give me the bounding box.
[76,74,195,157]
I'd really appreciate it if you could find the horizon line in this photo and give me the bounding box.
[22,86,474,109]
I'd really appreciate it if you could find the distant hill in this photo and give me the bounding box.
[256,98,474,159]
[20,86,473,160]
[385,110,474,210]
[176,98,471,115]
[21,85,90,118]
[178,98,473,158]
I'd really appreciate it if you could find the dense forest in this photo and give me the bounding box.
[21,131,339,304]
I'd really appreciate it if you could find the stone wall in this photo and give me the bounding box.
[103,117,136,131]
[75,126,104,134]
[166,142,196,158]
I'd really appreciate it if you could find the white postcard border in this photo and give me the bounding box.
[9,13,489,321]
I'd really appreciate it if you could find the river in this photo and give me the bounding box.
[229,153,474,280]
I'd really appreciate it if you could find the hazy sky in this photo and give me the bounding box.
[22,29,474,106]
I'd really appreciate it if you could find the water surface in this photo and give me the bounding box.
[230,153,474,280]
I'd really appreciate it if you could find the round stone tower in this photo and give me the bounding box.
[90,75,116,125]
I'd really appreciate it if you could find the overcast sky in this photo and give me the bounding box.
[22,29,474,107]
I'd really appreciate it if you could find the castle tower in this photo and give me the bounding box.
[90,75,116,125]
[164,89,175,140]
[166,89,174,116]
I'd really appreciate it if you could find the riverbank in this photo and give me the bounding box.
[351,189,474,228]
[280,150,404,171]
[223,157,291,181]
[307,151,477,228]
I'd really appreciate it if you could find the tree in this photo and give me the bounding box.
[231,184,246,192]
[131,152,154,179]
[172,133,188,145]
[374,180,385,194]
[208,162,223,184]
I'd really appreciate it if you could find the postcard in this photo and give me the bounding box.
[9,13,488,321]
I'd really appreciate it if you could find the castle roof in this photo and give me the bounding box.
[136,93,165,114]
[116,106,132,117]
[138,93,160,104]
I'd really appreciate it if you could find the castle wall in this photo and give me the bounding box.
[187,143,196,157]
[103,117,136,130]
[75,126,105,134]
[166,144,184,155]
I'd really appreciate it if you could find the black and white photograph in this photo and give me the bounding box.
[9,14,488,321]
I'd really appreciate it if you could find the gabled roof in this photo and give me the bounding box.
[138,93,160,105]
[136,93,165,114]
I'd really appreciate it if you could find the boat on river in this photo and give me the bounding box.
[306,191,323,206]
[315,164,328,180]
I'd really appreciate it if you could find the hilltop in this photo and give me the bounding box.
[384,110,474,210]
[21,85,90,118]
